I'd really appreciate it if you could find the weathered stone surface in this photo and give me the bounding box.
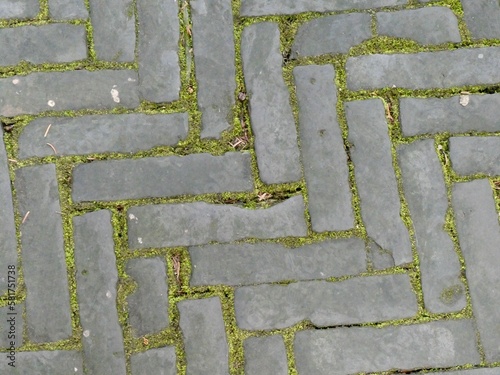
[400,94,500,136]
[377,7,461,45]
[453,180,500,362]
[294,65,354,232]
[189,238,366,286]
[347,47,500,90]
[126,257,169,337]
[294,320,480,374]
[15,164,72,343]
[178,297,229,375]
[0,351,84,374]
[0,70,139,117]
[49,0,88,19]
[0,304,23,348]
[368,238,396,270]
[434,369,500,375]
[128,195,308,248]
[191,0,236,138]
[18,113,188,158]
[241,22,302,184]
[291,13,371,58]
[0,0,39,19]
[235,274,417,330]
[131,347,177,375]
[73,210,126,374]
[72,152,253,202]
[0,24,87,66]
[450,137,500,176]
[137,0,180,103]
[398,140,466,313]
[244,336,288,375]
[461,0,500,40]
[346,99,412,266]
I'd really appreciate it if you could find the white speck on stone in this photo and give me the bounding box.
[83,330,90,337]
[111,89,120,103]
[129,213,138,221]
[184,229,188,233]
[138,237,143,244]
[459,94,470,107]
[74,368,78,372]
[12,78,19,85]
[47,100,55,107]
[478,54,484,59]
[127,77,136,82]
[106,290,112,298]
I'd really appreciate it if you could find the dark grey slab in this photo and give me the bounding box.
[189,238,366,286]
[398,140,466,313]
[0,0,39,19]
[131,347,177,375]
[178,297,229,375]
[294,320,480,374]
[241,22,302,184]
[453,180,500,362]
[0,70,139,117]
[434,369,500,375]
[0,351,84,374]
[72,152,253,202]
[0,304,23,348]
[49,0,88,19]
[235,274,418,330]
[244,336,288,375]
[128,195,308,248]
[294,65,354,232]
[450,137,500,176]
[461,0,500,40]
[345,99,412,266]
[15,164,72,343]
[73,210,126,374]
[18,113,188,158]
[191,0,236,138]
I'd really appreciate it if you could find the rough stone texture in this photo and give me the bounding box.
[0,304,23,348]
[0,0,39,19]
[235,274,418,330]
[294,320,480,375]
[368,238,397,270]
[345,99,412,266]
[137,0,180,103]
[18,113,188,158]
[191,0,236,138]
[126,257,169,337]
[0,24,87,66]
[178,297,229,375]
[0,70,139,117]
[15,164,73,343]
[398,140,466,313]
[49,0,88,19]
[400,94,500,136]
[131,347,177,375]
[128,195,308,248]
[189,238,366,286]
[244,336,288,375]
[241,22,302,184]
[461,0,500,40]
[434,370,500,375]
[346,47,500,90]
[294,65,354,232]
[73,210,126,374]
[0,351,84,374]
[291,13,372,58]
[377,7,461,45]
[449,137,500,176]
[452,180,500,362]
[72,152,253,202]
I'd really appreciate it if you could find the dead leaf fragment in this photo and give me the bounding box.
[459,92,470,107]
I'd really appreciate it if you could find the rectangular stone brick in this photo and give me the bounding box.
[131,347,177,375]
[244,336,288,375]
[0,350,84,374]
[128,195,308,248]
[294,320,480,374]
[49,0,88,19]
[235,274,418,330]
[450,137,500,176]
[0,304,23,348]
[0,1,39,19]
[72,152,253,202]
[461,0,500,40]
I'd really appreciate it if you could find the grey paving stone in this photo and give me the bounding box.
[15,164,72,343]
[126,257,169,337]
[241,22,302,184]
[235,274,418,330]
[291,13,372,58]
[0,350,84,374]
[368,238,396,270]
[73,210,126,374]
[72,152,252,202]
[0,0,39,19]
[377,7,461,45]
[189,238,366,286]
[346,99,412,266]
[450,137,500,176]
[0,304,23,348]
[192,0,236,138]
[128,195,308,248]
[137,0,180,103]
[294,65,354,232]
[294,320,480,375]
[0,70,139,117]
[244,336,288,375]
[18,113,188,158]
[452,180,500,362]
[398,140,466,313]
[461,0,500,40]
[240,0,407,16]
[131,347,177,375]
[178,297,229,375]
[0,24,87,66]
[346,47,500,90]
[89,0,136,62]
[49,0,88,19]
[400,94,500,136]
[434,369,500,375]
